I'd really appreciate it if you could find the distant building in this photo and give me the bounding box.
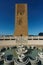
[39,32,43,36]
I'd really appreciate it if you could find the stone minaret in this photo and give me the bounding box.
[14,4,28,36]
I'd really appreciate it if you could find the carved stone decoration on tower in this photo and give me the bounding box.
[14,4,28,36]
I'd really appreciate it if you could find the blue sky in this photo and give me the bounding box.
[0,0,43,35]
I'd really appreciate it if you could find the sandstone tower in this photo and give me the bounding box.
[14,4,28,36]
